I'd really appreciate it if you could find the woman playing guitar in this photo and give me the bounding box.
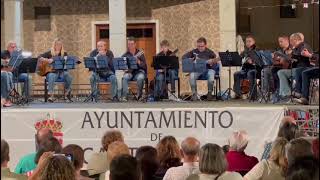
[37,38,73,102]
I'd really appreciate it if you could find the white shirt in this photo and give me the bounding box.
[163,162,200,180]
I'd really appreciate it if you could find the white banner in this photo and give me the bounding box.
[1,107,284,169]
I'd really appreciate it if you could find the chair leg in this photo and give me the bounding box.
[178,79,181,98]
[44,79,48,102]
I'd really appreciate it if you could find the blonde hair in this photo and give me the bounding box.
[290,33,303,42]
[51,38,65,57]
[236,35,245,55]
[107,141,130,165]
[228,130,249,152]
[269,137,288,175]
[6,41,16,49]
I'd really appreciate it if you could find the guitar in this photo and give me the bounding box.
[37,57,54,76]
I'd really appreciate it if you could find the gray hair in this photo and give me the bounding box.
[199,143,227,175]
[285,138,313,165]
[181,137,200,156]
[228,130,249,152]
[290,33,303,42]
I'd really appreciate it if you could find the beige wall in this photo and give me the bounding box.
[238,0,319,50]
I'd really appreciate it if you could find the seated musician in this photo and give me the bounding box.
[89,40,118,101]
[38,38,73,102]
[290,33,313,98]
[263,35,291,103]
[154,40,178,100]
[233,35,260,100]
[120,37,147,101]
[294,49,319,105]
[1,41,32,106]
[182,37,218,101]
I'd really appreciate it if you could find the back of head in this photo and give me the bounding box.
[228,130,249,152]
[35,137,62,164]
[199,143,227,175]
[286,156,319,180]
[110,154,139,180]
[269,137,288,174]
[285,138,313,165]
[36,128,54,150]
[107,141,130,165]
[156,136,181,167]
[101,130,124,151]
[39,155,76,180]
[278,121,299,141]
[135,146,159,180]
[1,139,9,165]
[62,144,84,170]
[181,137,200,157]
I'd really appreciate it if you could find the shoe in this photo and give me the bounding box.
[48,96,55,103]
[233,94,242,99]
[272,93,280,104]
[3,100,12,107]
[112,96,119,102]
[192,94,198,101]
[207,93,213,101]
[293,97,309,105]
[66,91,73,102]
[292,91,302,98]
[121,97,128,102]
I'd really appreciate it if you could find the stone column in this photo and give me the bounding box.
[109,0,127,95]
[4,0,24,48]
[219,0,238,94]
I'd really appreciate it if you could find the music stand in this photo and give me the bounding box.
[51,56,78,102]
[182,58,208,101]
[153,56,180,100]
[219,51,242,100]
[84,56,109,102]
[8,51,25,105]
[127,57,139,70]
[113,57,129,70]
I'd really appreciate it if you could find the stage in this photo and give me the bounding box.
[1,100,319,169]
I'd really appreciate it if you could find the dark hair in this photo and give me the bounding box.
[62,144,84,170]
[110,154,140,180]
[246,35,255,41]
[135,146,159,180]
[222,145,230,154]
[156,136,181,167]
[35,128,54,149]
[286,156,319,180]
[197,37,207,45]
[160,40,170,47]
[278,35,289,40]
[35,137,62,164]
[127,37,136,43]
[278,121,299,141]
[1,139,9,164]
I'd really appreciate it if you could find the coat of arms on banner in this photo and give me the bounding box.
[34,113,63,145]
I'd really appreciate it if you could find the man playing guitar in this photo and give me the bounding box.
[120,37,147,101]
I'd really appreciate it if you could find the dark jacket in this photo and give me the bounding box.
[291,42,313,68]
[89,49,115,72]
[182,48,217,70]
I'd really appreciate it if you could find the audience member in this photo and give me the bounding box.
[1,139,28,180]
[222,145,230,154]
[154,136,182,179]
[312,138,319,160]
[29,152,76,180]
[285,138,313,166]
[15,128,53,174]
[109,154,140,180]
[261,116,299,160]
[163,137,200,180]
[62,144,93,180]
[135,146,159,180]
[226,130,258,175]
[105,141,130,180]
[245,137,288,180]
[186,143,243,180]
[285,156,319,180]
[87,130,124,178]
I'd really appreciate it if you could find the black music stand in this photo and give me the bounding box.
[153,56,180,100]
[17,58,38,104]
[219,51,242,100]
[127,56,139,70]
[113,57,129,70]
[8,51,25,105]
[84,56,109,102]
[182,58,208,101]
[50,56,77,102]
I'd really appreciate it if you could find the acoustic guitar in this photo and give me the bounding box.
[37,58,53,76]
